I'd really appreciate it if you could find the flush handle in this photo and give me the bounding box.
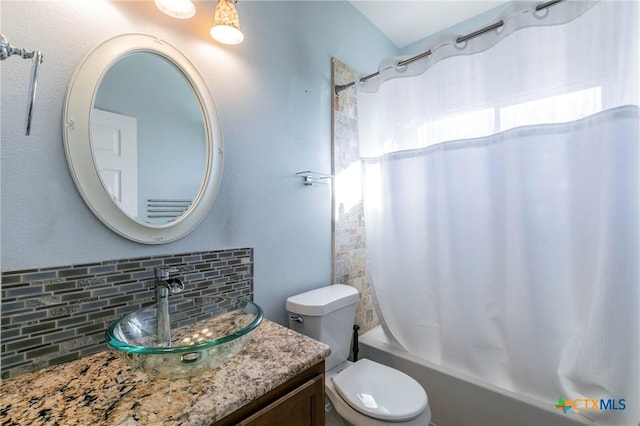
[289,315,304,323]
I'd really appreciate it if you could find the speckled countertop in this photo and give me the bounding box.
[0,320,330,426]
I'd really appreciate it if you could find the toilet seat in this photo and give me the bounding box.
[332,359,428,422]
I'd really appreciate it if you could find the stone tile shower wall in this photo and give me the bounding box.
[332,58,379,333]
[1,248,253,379]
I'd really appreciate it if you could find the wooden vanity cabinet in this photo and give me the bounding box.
[212,361,325,426]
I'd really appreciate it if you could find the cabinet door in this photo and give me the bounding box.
[238,373,324,426]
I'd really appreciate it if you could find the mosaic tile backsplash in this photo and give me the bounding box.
[1,248,253,379]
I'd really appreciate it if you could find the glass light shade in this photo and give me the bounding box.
[210,0,244,45]
[154,0,196,19]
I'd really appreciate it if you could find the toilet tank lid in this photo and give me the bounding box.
[286,284,359,316]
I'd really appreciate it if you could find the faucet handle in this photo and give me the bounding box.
[154,266,180,280]
[166,278,185,293]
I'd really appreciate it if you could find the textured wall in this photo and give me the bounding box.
[0,1,397,324]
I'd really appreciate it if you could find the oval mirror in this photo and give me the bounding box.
[63,34,223,244]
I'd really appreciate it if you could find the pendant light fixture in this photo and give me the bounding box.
[154,0,196,19]
[210,0,244,45]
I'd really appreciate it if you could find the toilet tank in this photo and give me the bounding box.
[286,284,359,371]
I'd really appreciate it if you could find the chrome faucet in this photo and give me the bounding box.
[154,267,185,347]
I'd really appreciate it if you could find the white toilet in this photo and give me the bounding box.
[287,284,432,426]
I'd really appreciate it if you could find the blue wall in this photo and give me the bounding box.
[0,0,397,323]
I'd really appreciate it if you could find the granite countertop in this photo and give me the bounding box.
[0,320,330,426]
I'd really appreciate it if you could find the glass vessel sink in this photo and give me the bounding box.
[105,296,263,379]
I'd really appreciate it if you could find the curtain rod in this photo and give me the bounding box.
[335,0,565,96]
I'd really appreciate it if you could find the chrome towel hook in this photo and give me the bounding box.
[1,34,44,136]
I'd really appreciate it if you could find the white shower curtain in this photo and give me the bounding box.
[358,2,639,425]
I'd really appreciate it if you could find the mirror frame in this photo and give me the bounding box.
[63,33,223,244]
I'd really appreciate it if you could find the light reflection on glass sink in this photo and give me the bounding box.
[105,296,263,379]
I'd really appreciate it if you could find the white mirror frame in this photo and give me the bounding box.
[63,33,223,244]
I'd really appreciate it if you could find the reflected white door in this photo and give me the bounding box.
[91,108,138,218]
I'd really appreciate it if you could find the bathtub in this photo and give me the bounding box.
[358,326,596,426]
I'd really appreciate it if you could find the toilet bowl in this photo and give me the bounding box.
[326,359,432,425]
[286,284,431,426]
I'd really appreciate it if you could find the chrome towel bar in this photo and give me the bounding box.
[1,34,44,136]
